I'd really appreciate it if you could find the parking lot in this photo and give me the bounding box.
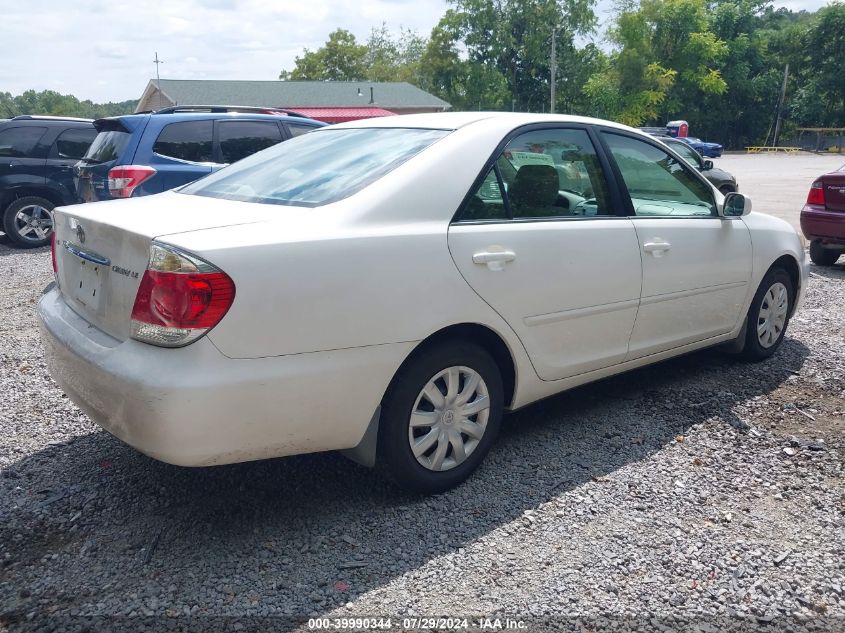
[1,153,843,629]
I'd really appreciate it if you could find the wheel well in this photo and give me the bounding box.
[1,188,63,212]
[403,324,517,408]
[770,254,800,315]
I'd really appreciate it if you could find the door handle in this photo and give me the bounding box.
[472,249,516,271]
[643,240,671,257]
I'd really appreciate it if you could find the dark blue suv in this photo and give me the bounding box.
[75,106,325,202]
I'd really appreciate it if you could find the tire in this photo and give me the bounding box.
[740,267,794,361]
[809,240,840,266]
[2,196,55,248]
[718,185,735,195]
[378,341,504,494]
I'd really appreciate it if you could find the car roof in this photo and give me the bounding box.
[327,111,644,135]
[1,115,93,126]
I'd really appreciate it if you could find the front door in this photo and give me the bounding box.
[600,131,752,359]
[448,126,642,381]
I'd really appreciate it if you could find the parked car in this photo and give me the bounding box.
[39,112,807,493]
[75,106,325,203]
[800,164,845,265]
[677,136,723,158]
[659,136,737,193]
[1,115,96,247]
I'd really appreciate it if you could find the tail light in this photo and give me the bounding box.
[108,165,157,198]
[130,243,235,347]
[806,180,826,206]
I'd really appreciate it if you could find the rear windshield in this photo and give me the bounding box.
[84,130,130,163]
[180,127,448,207]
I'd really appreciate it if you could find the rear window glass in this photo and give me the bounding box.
[85,130,130,163]
[153,120,214,162]
[286,123,318,137]
[218,120,282,163]
[0,126,47,157]
[180,128,448,207]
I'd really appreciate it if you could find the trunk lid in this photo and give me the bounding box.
[822,171,845,212]
[53,191,285,341]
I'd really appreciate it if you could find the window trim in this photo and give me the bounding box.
[596,128,718,219]
[451,123,629,225]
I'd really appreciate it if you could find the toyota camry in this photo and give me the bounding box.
[38,112,807,493]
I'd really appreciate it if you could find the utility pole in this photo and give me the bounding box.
[772,63,789,148]
[550,29,557,114]
[153,52,164,110]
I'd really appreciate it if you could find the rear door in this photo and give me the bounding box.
[600,131,752,358]
[148,120,214,191]
[45,126,96,203]
[215,119,284,165]
[448,126,643,381]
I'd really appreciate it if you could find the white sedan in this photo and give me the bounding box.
[38,113,807,493]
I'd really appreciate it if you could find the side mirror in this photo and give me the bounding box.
[722,192,752,217]
[702,159,713,171]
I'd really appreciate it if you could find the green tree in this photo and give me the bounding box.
[279,28,367,80]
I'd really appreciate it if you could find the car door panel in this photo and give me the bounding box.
[449,219,642,380]
[627,217,752,358]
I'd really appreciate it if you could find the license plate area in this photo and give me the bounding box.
[65,246,109,312]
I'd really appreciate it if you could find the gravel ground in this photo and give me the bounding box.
[0,237,843,632]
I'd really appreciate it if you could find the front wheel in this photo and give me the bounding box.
[740,268,794,361]
[378,341,503,494]
[809,240,841,266]
[2,196,55,248]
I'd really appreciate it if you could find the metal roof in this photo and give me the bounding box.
[288,107,395,123]
[144,79,450,110]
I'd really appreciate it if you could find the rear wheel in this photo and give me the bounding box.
[378,341,503,493]
[2,196,55,248]
[740,268,794,361]
[809,240,841,266]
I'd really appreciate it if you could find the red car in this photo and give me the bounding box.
[801,164,845,266]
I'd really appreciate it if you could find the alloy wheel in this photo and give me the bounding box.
[13,204,54,243]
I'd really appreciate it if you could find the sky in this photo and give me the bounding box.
[0,0,835,103]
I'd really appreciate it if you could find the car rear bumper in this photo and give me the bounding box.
[38,287,411,466]
[800,205,845,245]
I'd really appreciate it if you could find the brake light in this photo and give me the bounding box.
[107,165,156,198]
[50,231,58,275]
[130,243,235,347]
[806,180,826,206]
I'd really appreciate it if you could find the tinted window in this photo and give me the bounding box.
[603,133,715,217]
[52,127,96,159]
[181,128,447,207]
[286,123,318,137]
[153,120,213,162]
[218,120,282,163]
[460,128,613,221]
[0,126,47,157]
[85,130,130,163]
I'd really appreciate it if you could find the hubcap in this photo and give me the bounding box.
[757,281,788,348]
[14,204,54,242]
[408,365,490,472]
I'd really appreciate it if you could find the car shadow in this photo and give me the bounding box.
[0,235,50,257]
[0,339,810,624]
[808,259,845,280]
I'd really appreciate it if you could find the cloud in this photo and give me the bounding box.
[0,0,831,103]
